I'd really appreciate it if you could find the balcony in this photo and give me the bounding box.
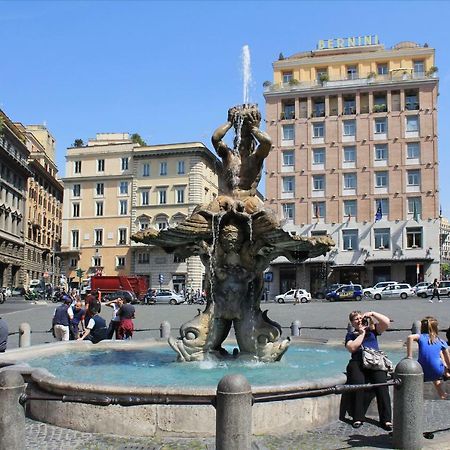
[343,106,356,115]
[280,111,295,120]
[264,72,437,95]
[405,102,420,111]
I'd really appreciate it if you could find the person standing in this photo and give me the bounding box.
[0,316,8,352]
[105,298,122,339]
[407,316,450,399]
[293,289,300,305]
[69,301,86,340]
[52,297,74,341]
[117,297,135,340]
[429,279,441,303]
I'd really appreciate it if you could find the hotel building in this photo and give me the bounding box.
[61,134,219,292]
[264,38,440,294]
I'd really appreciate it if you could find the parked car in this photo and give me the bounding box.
[326,284,363,302]
[11,287,26,296]
[413,281,430,294]
[416,281,450,298]
[372,283,415,300]
[313,284,343,299]
[146,289,184,305]
[1,287,11,297]
[363,281,398,298]
[102,290,138,304]
[275,289,311,304]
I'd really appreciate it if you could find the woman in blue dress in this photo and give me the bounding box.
[407,316,450,399]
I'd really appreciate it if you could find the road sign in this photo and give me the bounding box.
[264,272,273,283]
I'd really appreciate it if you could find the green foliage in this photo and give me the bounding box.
[318,73,329,83]
[73,138,84,147]
[427,66,438,76]
[131,133,147,146]
[367,72,377,79]
[0,116,4,135]
[442,263,450,277]
[76,268,85,279]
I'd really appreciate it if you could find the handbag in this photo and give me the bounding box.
[362,346,394,373]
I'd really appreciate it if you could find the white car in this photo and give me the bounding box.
[363,281,398,298]
[372,283,414,300]
[413,282,430,294]
[275,289,311,304]
[416,281,450,298]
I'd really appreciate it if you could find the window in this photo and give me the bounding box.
[408,197,422,218]
[343,120,356,136]
[70,258,77,268]
[342,229,358,250]
[96,201,104,216]
[312,201,325,218]
[139,218,149,230]
[413,60,424,76]
[373,95,387,112]
[119,199,128,215]
[160,162,167,175]
[282,124,294,140]
[344,173,356,189]
[96,183,104,196]
[119,181,129,195]
[311,230,327,237]
[97,159,105,172]
[406,116,419,132]
[375,198,389,217]
[347,65,358,80]
[313,148,325,164]
[377,63,388,75]
[406,227,422,248]
[407,142,420,159]
[313,175,325,191]
[116,256,126,267]
[312,99,325,117]
[282,177,294,193]
[405,93,419,111]
[143,163,150,177]
[282,72,293,83]
[71,230,79,249]
[316,69,328,82]
[72,184,81,197]
[374,118,387,134]
[407,170,420,186]
[159,189,167,204]
[282,103,295,119]
[374,228,390,249]
[375,144,388,161]
[141,190,149,206]
[375,171,388,188]
[138,252,150,264]
[176,187,185,203]
[121,157,129,171]
[118,228,127,245]
[94,229,103,246]
[343,146,356,162]
[174,255,186,263]
[92,256,102,267]
[157,219,168,230]
[177,160,185,174]
[72,203,80,217]
[343,98,356,115]
[313,122,324,138]
[282,203,294,220]
[283,151,294,166]
[344,200,357,217]
[74,161,81,173]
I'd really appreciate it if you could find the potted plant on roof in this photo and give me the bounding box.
[318,73,329,86]
[426,66,438,77]
[367,71,376,83]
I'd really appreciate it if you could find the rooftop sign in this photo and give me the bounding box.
[317,35,379,50]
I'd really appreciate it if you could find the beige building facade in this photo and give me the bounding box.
[264,38,440,294]
[61,135,219,292]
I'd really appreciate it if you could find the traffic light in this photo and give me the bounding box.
[76,268,85,279]
[158,273,164,284]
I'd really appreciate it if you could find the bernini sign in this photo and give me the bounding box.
[317,35,380,50]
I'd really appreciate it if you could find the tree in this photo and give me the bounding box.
[442,263,450,279]
[73,139,84,147]
[131,133,147,146]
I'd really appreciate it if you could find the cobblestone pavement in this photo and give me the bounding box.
[25,398,450,450]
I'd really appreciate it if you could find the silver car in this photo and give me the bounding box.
[373,283,414,300]
[151,290,184,305]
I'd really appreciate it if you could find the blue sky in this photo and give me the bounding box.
[1,1,450,216]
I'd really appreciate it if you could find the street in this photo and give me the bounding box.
[1,295,449,350]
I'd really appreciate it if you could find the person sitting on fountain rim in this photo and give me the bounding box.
[78,299,108,344]
[344,310,392,431]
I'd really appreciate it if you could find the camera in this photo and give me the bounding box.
[362,317,369,327]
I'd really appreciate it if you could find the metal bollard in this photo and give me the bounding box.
[290,320,301,336]
[19,323,31,348]
[160,321,171,339]
[393,358,423,450]
[411,321,421,335]
[216,374,252,450]
[0,369,26,450]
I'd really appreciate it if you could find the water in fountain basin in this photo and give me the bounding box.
[26,344,405,388]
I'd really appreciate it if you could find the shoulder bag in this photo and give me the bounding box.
[361,346,394,373]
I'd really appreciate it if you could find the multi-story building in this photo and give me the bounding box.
[61,134,220,292]
[15,124,63,288]
[132,142,219,292]
[0,110,31,287]
[264,37,440,294]
[441,217,450,274]
[61,133,136,285]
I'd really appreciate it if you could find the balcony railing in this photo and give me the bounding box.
[264,72,436,94]
[343,106,356,115]
[311,109,325,118]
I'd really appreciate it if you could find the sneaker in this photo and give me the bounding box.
[439,300,443,303]
[429,300,434,303]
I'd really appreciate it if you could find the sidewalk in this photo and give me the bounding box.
[25,398,450,450]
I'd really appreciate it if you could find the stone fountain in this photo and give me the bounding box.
[132,104,335,362]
